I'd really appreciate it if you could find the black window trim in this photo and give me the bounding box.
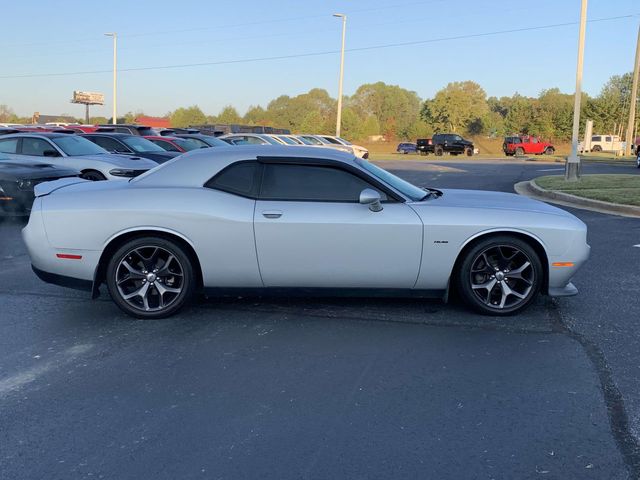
[204,157,406,203]
[255,156,404,203]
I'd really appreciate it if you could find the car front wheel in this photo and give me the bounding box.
[106,237,195,319]
[456,236,542,315]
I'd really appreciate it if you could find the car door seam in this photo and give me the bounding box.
[252,200,266,287]
[407,203,425,289]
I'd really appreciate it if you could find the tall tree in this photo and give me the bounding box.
[216,105,242,124]
[421,81,488,134]
[170,106,207,127]
[350,82,421,139]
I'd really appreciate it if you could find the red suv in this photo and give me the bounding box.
[503,136,555,156]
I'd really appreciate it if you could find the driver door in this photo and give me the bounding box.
[253,162,423,288]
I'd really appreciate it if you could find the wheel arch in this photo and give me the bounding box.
[448,229,550,297]
[92,227,204,298]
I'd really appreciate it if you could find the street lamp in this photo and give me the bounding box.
[104,32,117,125]
[333,13,347,138]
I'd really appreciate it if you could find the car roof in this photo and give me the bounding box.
[82,132,136,138]
[133,145,358,188]
[0,132,73,139]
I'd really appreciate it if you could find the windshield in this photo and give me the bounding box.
[122,136,167,153]
[51,135,108,156]
[277,135,298,145]
[355,158,427,202]
[197,136,228,147]
[301,135,324,145]
[174,138,207,151]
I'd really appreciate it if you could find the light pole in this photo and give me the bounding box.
[565,0,588,181]
[333,13,347,138]
[104,32,117,125]
[624,23,640,157]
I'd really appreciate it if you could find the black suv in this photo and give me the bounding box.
[417,134,474,156]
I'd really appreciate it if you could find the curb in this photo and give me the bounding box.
[514,180,640,218]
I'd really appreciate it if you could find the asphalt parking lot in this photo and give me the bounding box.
[1,158,639,479]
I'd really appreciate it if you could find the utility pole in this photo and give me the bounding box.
[566,0,588,181]
[333,13,347,138]
[105,32,117,124]
[624,23,640,156]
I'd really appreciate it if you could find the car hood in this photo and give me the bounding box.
[0,161,79,180]
[71,153,159,169]
[419,189,573,217]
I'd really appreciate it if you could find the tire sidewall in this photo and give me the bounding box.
[456,235,543,316]
[106,236,195,319]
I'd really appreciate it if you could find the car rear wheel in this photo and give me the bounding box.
[592,145,602,152]
[434,146,444,156]
[81,170,106,181]
[456,236,542,315]
[465,147,473,156]
[106,237,195,319]
[515,147,525,156]
[544,147,555,155]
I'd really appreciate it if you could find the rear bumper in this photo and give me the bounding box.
[32,265,92,292]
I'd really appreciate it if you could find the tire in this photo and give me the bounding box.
[465,147,473,156]
[434,146,444,156]
[592,145,602,152]
[515,147,525,157]
[106,236,195,319]
[455,235,543,316]
[81,170,106,181]
[544,147,555,155]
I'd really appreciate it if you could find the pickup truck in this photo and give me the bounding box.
[416,133,474,156]
[503,135,555,156]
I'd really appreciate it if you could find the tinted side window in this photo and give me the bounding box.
[206,161,259,197]
[0,138,19,154]
[151,139,180,152]
[260,164,387,202]
[22,138,53,156]
[592,136,601,142]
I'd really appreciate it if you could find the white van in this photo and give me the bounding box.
[588,134,624,154]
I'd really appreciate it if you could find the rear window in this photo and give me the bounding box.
[205,161,259,197]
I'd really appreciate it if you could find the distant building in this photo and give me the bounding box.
[135,116,171,128]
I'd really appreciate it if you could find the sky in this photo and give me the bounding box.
[1,0,638,119]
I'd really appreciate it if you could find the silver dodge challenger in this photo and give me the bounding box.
[22,146,590,319]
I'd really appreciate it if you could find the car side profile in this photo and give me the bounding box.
[397,142,417,154]
[219,133,282,145]
[0,133,158,181]
[81,133,180,164]
[23,146,589,319]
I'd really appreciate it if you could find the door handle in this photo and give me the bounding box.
[262,210,283,219]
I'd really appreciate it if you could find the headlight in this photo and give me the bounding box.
[18,179,33,189]
[109,169,138,177]
[0,183,12,200]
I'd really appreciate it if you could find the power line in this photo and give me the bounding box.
[1,0,445,49]
[0,13,637,80]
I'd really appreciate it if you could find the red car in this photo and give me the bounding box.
[144,135,211,153]
[503,135,555,156]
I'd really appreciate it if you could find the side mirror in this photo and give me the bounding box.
[43,149,60,157]
[359,188,383,212]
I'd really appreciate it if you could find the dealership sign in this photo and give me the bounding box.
[71,91,104,105]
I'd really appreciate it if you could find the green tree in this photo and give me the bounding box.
[216,105,242,124]
[360,115,381,138]
[0,104,20,123]
[421,81,488,134]
[170,106,207,127]
[350,82,421,139]
[299,110,324,134]
[244,105,268,125]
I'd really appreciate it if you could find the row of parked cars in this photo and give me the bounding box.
[0,124,370,214]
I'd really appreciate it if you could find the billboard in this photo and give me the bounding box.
[72,91,104,105]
